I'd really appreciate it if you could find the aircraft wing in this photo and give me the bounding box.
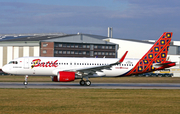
[67,51,128,76]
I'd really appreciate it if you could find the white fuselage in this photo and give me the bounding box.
[2,57,139,77]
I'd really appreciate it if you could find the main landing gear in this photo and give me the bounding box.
[79,78,91,86]
[23,75,28,85]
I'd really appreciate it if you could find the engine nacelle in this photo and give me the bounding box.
[52,71,75,82]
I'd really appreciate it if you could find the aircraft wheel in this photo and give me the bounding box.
[23,81,28,85]
[80,80,85,86]
[85,80,91,86]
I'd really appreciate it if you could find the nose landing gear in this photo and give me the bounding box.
[23,75,28,85]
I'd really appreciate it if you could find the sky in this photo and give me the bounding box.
[0,0,180,40]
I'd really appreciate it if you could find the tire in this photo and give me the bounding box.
[85,80,91,86]
[79,80,85,86]
[23,81,28,85]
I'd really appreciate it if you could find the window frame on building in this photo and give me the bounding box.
[43,43,48,47]
[43,50,47,54]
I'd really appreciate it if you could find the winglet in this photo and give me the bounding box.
[119,51,128,63]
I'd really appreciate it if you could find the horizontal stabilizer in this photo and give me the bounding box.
[155,62,176,66]
[153,62,176,68]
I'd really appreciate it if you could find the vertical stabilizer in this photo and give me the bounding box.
[126,32,173,75]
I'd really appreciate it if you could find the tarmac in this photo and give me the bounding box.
[0,82,180,89]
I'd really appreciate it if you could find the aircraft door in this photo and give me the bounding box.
[24,58,30,69]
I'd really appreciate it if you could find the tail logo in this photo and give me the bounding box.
[125,32,173,76]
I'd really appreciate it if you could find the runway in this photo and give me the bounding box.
[0,82,180,89]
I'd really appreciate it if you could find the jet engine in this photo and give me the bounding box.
[52,71,76,82]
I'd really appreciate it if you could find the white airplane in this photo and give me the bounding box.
[2,32,176,86]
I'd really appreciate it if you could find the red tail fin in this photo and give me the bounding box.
[126,32,173,75]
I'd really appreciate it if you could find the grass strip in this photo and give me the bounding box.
[0,89,180,114]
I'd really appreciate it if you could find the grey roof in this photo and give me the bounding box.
[0,33,65,41]
[0,35,62,41]
[0,33,115,45]
[0,35,32,41]
[42,34,115,45]
[0,34,103,41]
[0,33,175,46]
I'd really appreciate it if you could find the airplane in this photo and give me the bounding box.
[2,32,176,86]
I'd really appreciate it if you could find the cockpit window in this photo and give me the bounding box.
[8,61,18,64]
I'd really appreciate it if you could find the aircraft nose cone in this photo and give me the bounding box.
[2,65,8,73]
